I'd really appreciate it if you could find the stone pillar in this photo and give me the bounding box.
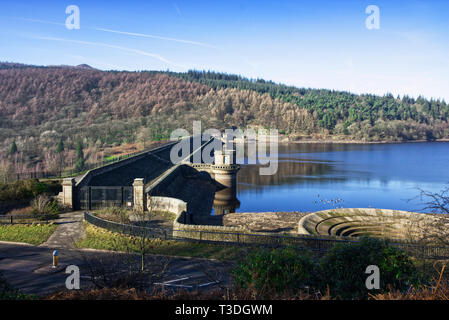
[62,178,76,210]
[133,178,146,212]
[212,139,239,188]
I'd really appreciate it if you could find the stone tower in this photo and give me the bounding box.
[212,136,239,188]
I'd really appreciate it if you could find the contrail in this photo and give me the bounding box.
[13,17,66,26]
[93,27,217,49]
[173,3,182,17]
[12,16,217,49]
[32,36,187,68]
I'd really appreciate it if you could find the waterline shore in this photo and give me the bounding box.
[239,134,449,144]
[287,138,449,144]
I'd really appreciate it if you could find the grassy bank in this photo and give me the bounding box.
[0,223,57,245]
[76,224,246,261]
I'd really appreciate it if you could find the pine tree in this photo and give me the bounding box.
[56,139,65,176]
[75,140,84,172]
[56,139,64,154]
[9,141,17,156]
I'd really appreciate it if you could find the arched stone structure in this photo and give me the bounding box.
[298,208,439,240]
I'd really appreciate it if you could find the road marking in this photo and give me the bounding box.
[154,276,219,289]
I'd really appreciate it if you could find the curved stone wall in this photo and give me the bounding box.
[148,196,188,217]
[298,208,438,240]
[147,196,246,241]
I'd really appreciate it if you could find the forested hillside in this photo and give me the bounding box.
[170,70,449,139]
[0,63,448,178]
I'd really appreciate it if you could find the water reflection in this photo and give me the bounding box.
[238,160,336,191]
[212,187,240,215]
[229,142,449,213]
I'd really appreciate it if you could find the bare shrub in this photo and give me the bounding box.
[31,194,52,213]
[0,158,13,183]
[31,194,60,219]
[97,205,130,224]
[412,186,449,246]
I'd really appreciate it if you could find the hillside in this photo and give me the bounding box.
[170,70,449,137]
[0,63,448,177]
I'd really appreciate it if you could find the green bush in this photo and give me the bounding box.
[41,180,62,195]
[318,237,420,299]
[0,179,49,202]
[232,246,316,295]
[231,238,423,299]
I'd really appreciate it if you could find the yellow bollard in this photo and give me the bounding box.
[53,250,58,268]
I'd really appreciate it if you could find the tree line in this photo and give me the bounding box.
[0,63,448,176]
[169,70,449,133]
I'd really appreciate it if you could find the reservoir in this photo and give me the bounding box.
[231,141,449,213]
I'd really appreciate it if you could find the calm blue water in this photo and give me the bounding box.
[234,142,449,213]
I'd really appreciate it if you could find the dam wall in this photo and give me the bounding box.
[75,142,176,188]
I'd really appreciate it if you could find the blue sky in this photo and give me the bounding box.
[0,0,448,100]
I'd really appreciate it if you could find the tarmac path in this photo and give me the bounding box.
[0,210,232,297]
[0,242,232,297]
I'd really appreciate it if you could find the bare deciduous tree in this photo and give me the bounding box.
[130,195,162,272]
[419,186,449,215]
[77,200,171,291]
[412,186,449,246]
[0,158,12,183]
[31,194,52,214]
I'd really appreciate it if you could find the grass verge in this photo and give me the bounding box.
[76,224,246,261]
[0,223,57,245]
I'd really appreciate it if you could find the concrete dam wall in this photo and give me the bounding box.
[60,136,238,213]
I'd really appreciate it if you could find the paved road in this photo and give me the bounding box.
[1,210,232,297]
[0,243,232,297]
